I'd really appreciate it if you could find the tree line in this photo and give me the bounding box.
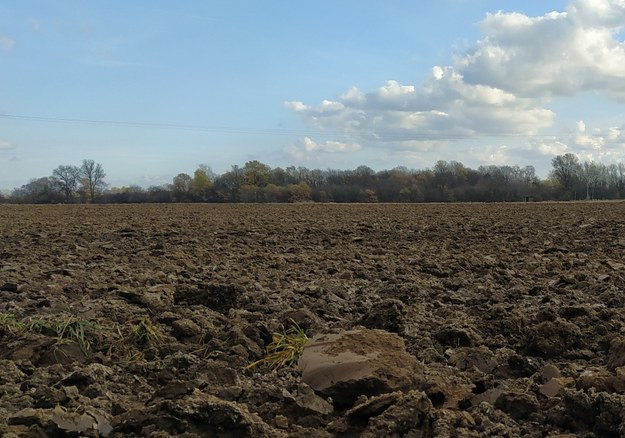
[5,159,106,204]
[3,153,625,204]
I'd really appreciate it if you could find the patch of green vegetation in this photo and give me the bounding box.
[0,312,166,359]
[130,317,165,348]
[0,312,27,335]
[246,322,308,371]
[55,317,98,354]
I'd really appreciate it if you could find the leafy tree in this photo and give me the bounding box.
[239,184,262,202]
[52,164,81,203]
[172,173,192,202]
[12,177,64,204]
[81,159,107,203]
[359,188,378,203]
[288,182,312,202]
[243,160,271,188]
[264,183,287,202]
[214,165,244,201]
[191,167,213,201]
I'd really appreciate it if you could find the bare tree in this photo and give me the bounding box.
[551,154,581,193]
[52,165,81,203]
[81,159,106,203]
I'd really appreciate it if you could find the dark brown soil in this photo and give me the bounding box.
[2,202,625,437]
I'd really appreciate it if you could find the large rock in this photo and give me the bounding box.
[298,328,424,406]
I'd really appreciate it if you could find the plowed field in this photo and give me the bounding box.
[2,202,625,437]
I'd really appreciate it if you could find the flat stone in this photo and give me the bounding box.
[470,388,503,407]
[540,379,564,398]
[346,392,400,423]
[295,383,333,415]
[298,328,424,407]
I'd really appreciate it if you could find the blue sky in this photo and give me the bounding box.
[2,0,625,190]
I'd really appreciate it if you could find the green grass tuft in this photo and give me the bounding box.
[246,321,308,371]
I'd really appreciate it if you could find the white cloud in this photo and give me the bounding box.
[574,120,605,149]
[0,140,14,151]
[458,1,625,100]
[525,120,625,164]
[285,0,625,170]
[301,137,360,153]
[283,137,361,162]
[469,144,511,165]
[568,0,625,28]
[0,33,15,52]
[534,140,570,156]
[572,120,625,150]
[285,67,554,143]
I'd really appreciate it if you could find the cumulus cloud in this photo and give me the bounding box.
[286,68,555,144]
[470,144,511,165]
[283,137,361,161]
[458,0,625,99]
[0,33,15,52]
[571,120,625,153]
[532,140,570,156]
[285,0,625,169]
[524,119,625,164]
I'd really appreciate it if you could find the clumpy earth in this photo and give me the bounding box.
[2,202,625,437]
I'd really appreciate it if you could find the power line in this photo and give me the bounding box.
[0,113,311,135]
[0,112,558,141]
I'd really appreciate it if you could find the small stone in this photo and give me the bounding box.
[63,385,80,400]
[275,415,289,429]
[295,383,333,415]
[457,411,476,427]
[171,319,202,338]
[470,388,503,407]
[541,364,561,382]
[540,379,564,398]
